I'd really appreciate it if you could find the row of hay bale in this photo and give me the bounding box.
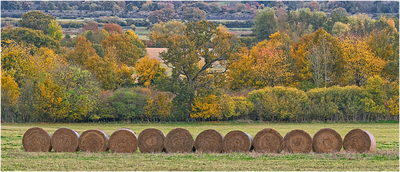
[22,127,376,153]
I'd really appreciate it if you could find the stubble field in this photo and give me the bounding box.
[1,122,399,171]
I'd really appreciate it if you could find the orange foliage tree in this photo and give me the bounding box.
[103,23,123,34]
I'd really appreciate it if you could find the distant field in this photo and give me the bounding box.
[147,48,171,75]
[1,122,398,171]
[3,17,252,39]
[229,28,253,31]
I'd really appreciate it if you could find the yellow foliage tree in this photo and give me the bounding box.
[191,95,220,120]
[101,33,143,66]
[1,40,32,86]
[34,78,68,122]
[251,45,293,87]
[340,36,386,86]
[1,71,20,106]
[387,82,399,116]
[227,48,256,90]
[232,96,254,118]
[135,55,164,87]
[228,31,293,89]
[144,92,172,120]
[218,94,235,119]
[25,47,67,80]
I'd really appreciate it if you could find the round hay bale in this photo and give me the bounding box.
[138,128,165,153]
[284,129,312,153]
[78,129,109,152]
[109,128,138,153]
[312,128,342,153]
[51,128,80,152]
[223,130,253,153]
[165,128,194,153]
[343,129,376,153]
[253,128,284,153]
[194,129,224,153]
[22,127,52,152]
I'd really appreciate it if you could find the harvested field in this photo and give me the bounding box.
[2,122,399,171]
[147,48,167,61]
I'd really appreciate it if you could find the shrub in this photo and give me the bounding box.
[248,86,308,122]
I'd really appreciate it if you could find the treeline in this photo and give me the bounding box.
[2,1,398,15]
[2,80,397,123]
[1,11,398,123]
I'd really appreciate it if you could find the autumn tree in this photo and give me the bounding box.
[191,95,220,120]
[307,1,320,12]
[101,32,145,66]
[182,7,206,22]
[124,30,147,58]
[135,55,166,87]
[153,20,242,121]
[83,21,99,32]
[226,49,255,90]
[290,28,342,88]
[103,23,123,34]
[47,20,63,40]
[19,11,56,34]
[1,40,32,86]
[228,31,293,89]
[24,47,67,83]
[149,21,185,44]
[72,36,101,68]
[33,77,68,122]
[1,71,20,122]
[148,7,178,24]
[144,92,173,121]
[252,44,293,87]
[340,35,386,86]
[307,29,340,88]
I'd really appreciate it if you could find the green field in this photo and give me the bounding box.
[1,122,399,171]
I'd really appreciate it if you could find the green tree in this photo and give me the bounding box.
[52,65,100,121]
[81,29,109,44]
[310,11,327,31]
[19,11,56,34]
[253,7,277,42]
[47,20,63,40]
[101,89,147,121]
[153,20,242,121]
[1,28,60,50]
